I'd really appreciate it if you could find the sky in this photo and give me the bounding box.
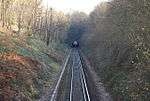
[42,0,109,14]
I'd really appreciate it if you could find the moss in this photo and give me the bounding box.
[0,45,11,53]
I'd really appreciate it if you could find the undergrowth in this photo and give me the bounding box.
[0,31,68,100]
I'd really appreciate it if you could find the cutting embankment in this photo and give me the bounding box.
[0,28,68,101]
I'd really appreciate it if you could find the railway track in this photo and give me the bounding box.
[50,49,91,101]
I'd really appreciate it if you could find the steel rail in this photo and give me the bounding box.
[80,64,87,101]
[50,50,72,101]
[69,52,74,101]
[50,49,90,101]
[69,51,91,101]
[78,52,91,101]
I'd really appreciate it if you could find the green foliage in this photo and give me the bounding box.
[0,31,5,36]
[16,46,33,57]
[110,72,129,100]
[0,45,11,53]
[0,33,66,100]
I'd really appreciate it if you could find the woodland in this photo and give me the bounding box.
[0,0,150,100]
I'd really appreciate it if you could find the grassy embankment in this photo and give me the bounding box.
[0,28,69,100]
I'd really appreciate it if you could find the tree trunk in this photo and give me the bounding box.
[1,0,5,27]
[18,11,22,34]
